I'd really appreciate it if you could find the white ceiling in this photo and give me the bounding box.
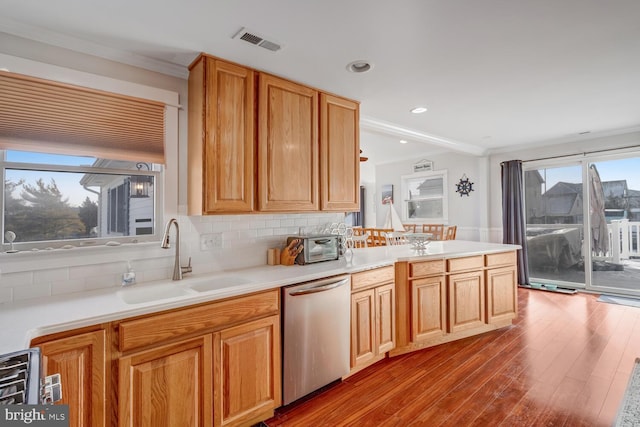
[1,0,640,163]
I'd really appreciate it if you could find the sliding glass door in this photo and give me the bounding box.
[524,164,586,288]
[524,154,640,297]
[589,158,640,295]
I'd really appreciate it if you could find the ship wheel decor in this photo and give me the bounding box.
[455,174,474,197]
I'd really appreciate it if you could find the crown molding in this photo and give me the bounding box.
[0,18,189,79]
[360,116,486,156]
[486,125,640,157]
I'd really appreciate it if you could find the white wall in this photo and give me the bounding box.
[374,152,491,241]
[0,33,345,304]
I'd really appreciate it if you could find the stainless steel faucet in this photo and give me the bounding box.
[161,218,192,280]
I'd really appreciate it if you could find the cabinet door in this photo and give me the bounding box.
[188,56,255,214]
[351,289,376,368]
[258,74,318,211]
[486,266,518,324]
[119,335,213,427]
[411,276,447,342]
[376,283,396,354]
[320,93,359,211]
[214,315,281,427]
[448,270,485,333]
[39,329,106,427]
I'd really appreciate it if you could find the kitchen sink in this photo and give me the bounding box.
[117,283,195,304]
[188,276,253,293]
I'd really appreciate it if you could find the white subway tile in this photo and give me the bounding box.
[34,268,68,284]
[13,283,51,301]
[51,279,85,296]
[0,271,33,288]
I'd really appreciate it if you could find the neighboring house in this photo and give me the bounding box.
[531,179,638,224]
[79,159,155,238]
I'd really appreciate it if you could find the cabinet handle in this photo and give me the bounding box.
[288,278,349,296]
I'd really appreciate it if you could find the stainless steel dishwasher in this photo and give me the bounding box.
[282,274,351,405]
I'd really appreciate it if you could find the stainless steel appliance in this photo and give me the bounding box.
[282,275,351,405]
[0,348,61,405]
[0,348,41,404]
[286,235,339,265]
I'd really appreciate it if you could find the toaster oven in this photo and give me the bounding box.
[286,235,340,265]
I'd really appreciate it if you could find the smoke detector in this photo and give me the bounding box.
[232,27,282,52]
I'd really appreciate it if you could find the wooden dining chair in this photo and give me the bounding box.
[403,224,417,233]
[422,224,445,240]
[445,225,457,240]
[368,228,393,246]
[385,231,407,246]
[349,234,369,248]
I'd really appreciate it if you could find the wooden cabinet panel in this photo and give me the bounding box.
[409,260,445,278]
[258,74,318,211]
[214,315,281,427]
[485,251,517,268]
[351,289,375,368]
[486,266,518,324]
[119,335,213,427]
[39,330,106,427]
[119,290,279,352]
[351,265,394,291]
[188,55,255,214]
[448,271,485,333]
[411,276,447,341]
[320,93,359,211]
[376,283,396,354]
[447,256,484,273]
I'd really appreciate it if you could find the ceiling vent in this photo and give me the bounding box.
[233,27,281,52]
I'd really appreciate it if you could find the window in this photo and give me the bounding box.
[0,67,176,252]
[1,150,160,250]
[401,170,448,222]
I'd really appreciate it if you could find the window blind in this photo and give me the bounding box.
[0,70,165,163]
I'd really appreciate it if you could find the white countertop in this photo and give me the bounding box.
[0,240,519,354]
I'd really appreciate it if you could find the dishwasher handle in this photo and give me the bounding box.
[288,277,349,296]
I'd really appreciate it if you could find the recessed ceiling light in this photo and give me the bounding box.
[410,106,428,114]
[400,140,408,144]
[346,60,373,73]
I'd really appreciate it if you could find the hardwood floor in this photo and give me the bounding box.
[266,288,640,426]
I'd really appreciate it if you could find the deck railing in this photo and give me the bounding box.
[608,219,640,263]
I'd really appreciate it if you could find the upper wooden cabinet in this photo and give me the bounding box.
[257,73,319,211]
[188,53,360,214]
[188,55,255,214]
[320,94,360,211]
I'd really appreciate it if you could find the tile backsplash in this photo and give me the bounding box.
[0,212,344,304]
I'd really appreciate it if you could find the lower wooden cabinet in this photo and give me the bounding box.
[411,275,447,342]
[351,289,376,367]
[486,265,518,323]
[33,290,280,427]
[119,335,213,427]
[350,271,395,373]
[393,251,518,356]
[376,283,395,355]
[214,315,281,427]
[38,329,106,427]
[448,270,485,333]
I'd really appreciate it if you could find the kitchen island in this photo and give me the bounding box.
[0,240,519,427]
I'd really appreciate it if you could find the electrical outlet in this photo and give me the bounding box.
[200,233,223,251]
